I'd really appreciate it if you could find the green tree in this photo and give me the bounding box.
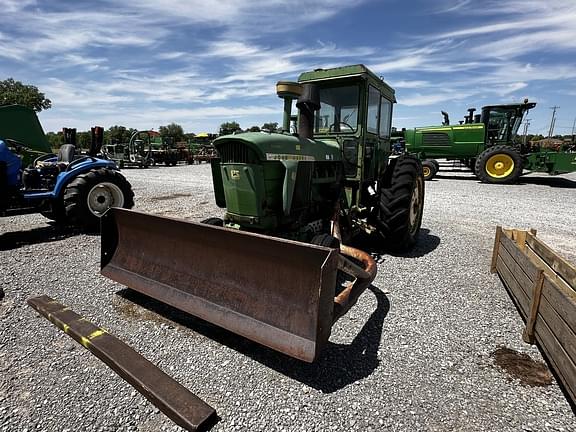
[76,131,91,150]
[159,123,185,142]
[261,122,279,132]
[219,121,242,136]
[247,125,261,132]
[46,131,62,151]
[0,78,52,112]
[105,125,134,144]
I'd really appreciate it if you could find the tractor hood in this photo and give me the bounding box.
[213,132,341,163]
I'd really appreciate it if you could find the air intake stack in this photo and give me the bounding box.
[276,81,303,133]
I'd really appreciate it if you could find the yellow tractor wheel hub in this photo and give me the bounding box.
[486,154,514,178]
[423,166,431,177]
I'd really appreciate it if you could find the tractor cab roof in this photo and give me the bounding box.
[298,64,396,103]
[481,101,537,111]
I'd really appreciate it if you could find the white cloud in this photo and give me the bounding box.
[398,92,476,107]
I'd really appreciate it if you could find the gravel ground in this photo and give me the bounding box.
[1,163,575,432]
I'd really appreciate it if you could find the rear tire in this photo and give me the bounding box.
[475,145,522,184]
[64,168,134,230]
[375,155,425,251]
[422,160,437,181]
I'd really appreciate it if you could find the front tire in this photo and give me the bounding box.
[200,217,224,226]
[422,160,437,181]
[475,145,522,184]
[311,233,340,249]
[375,155,425,251]
[64,168,134,230]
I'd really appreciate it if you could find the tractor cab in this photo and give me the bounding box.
[481,100,536,146]
[297,65,396,185]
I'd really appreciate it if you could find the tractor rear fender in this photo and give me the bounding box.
[51,160,118,198]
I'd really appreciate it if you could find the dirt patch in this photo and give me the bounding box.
[112,291,174,326]
[491,347,553,386]
[150,193,192,201]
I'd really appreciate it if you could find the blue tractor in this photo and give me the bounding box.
[0,105,134,229]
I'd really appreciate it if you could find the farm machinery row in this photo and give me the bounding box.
[394,100,576,183]
[102,133,218,168]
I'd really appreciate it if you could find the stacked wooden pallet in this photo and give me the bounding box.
[491,227,576,404]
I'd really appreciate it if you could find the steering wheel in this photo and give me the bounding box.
[328,121,354,133]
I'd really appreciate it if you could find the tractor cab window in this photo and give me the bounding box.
[367,86,380,134]
[379,98,392,138]
[315,84,359,134]
[485,107,524,143]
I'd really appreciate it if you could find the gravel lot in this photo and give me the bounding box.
[1,163,576,431]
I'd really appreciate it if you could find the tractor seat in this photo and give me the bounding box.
[57,144,76,163]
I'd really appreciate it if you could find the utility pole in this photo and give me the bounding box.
[548,106,560,138]
[522,118,531,145]
[571,117,576,144]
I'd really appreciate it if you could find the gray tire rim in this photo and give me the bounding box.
[87,182,124,216]
[409,177,423,234]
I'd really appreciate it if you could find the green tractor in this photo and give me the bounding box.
[100,65,424,362]
[399,100,576,183]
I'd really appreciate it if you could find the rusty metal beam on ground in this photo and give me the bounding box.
[27,295,217,432]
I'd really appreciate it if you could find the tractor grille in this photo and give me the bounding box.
[422,132,451,146]
[291,162,313,210]
[217,141,259,164]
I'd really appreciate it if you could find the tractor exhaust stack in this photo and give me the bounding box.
[297,83,320,140]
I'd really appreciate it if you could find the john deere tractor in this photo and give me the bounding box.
[0,105,134,229]
[398,100,576,183]
[101,65,424,362]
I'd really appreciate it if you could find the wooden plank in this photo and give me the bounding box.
[491,226,502,274]
[499,233,540,282]
[538,296,576,369]
[534,313,576,404]
[541,278,576,337]
[525,247,574,294]
[522,270,545,344]
[526,233,576,290]
[514,229,527,252]
[496,256,530,319]
[498,243,534,300]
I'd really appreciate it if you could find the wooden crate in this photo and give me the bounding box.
[491,226,576,403]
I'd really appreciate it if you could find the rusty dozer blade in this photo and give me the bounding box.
[101,208,376,362]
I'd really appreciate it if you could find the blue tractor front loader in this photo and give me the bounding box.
[0,105,134,229]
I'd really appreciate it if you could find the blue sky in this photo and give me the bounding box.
[2,0,575,135]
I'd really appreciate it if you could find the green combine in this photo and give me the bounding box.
[398,100,576,183]
[100,65,425,362]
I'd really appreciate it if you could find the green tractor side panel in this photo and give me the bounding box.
[0,105,52,154]
[405,124,485,159]
[524,151,576,174]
